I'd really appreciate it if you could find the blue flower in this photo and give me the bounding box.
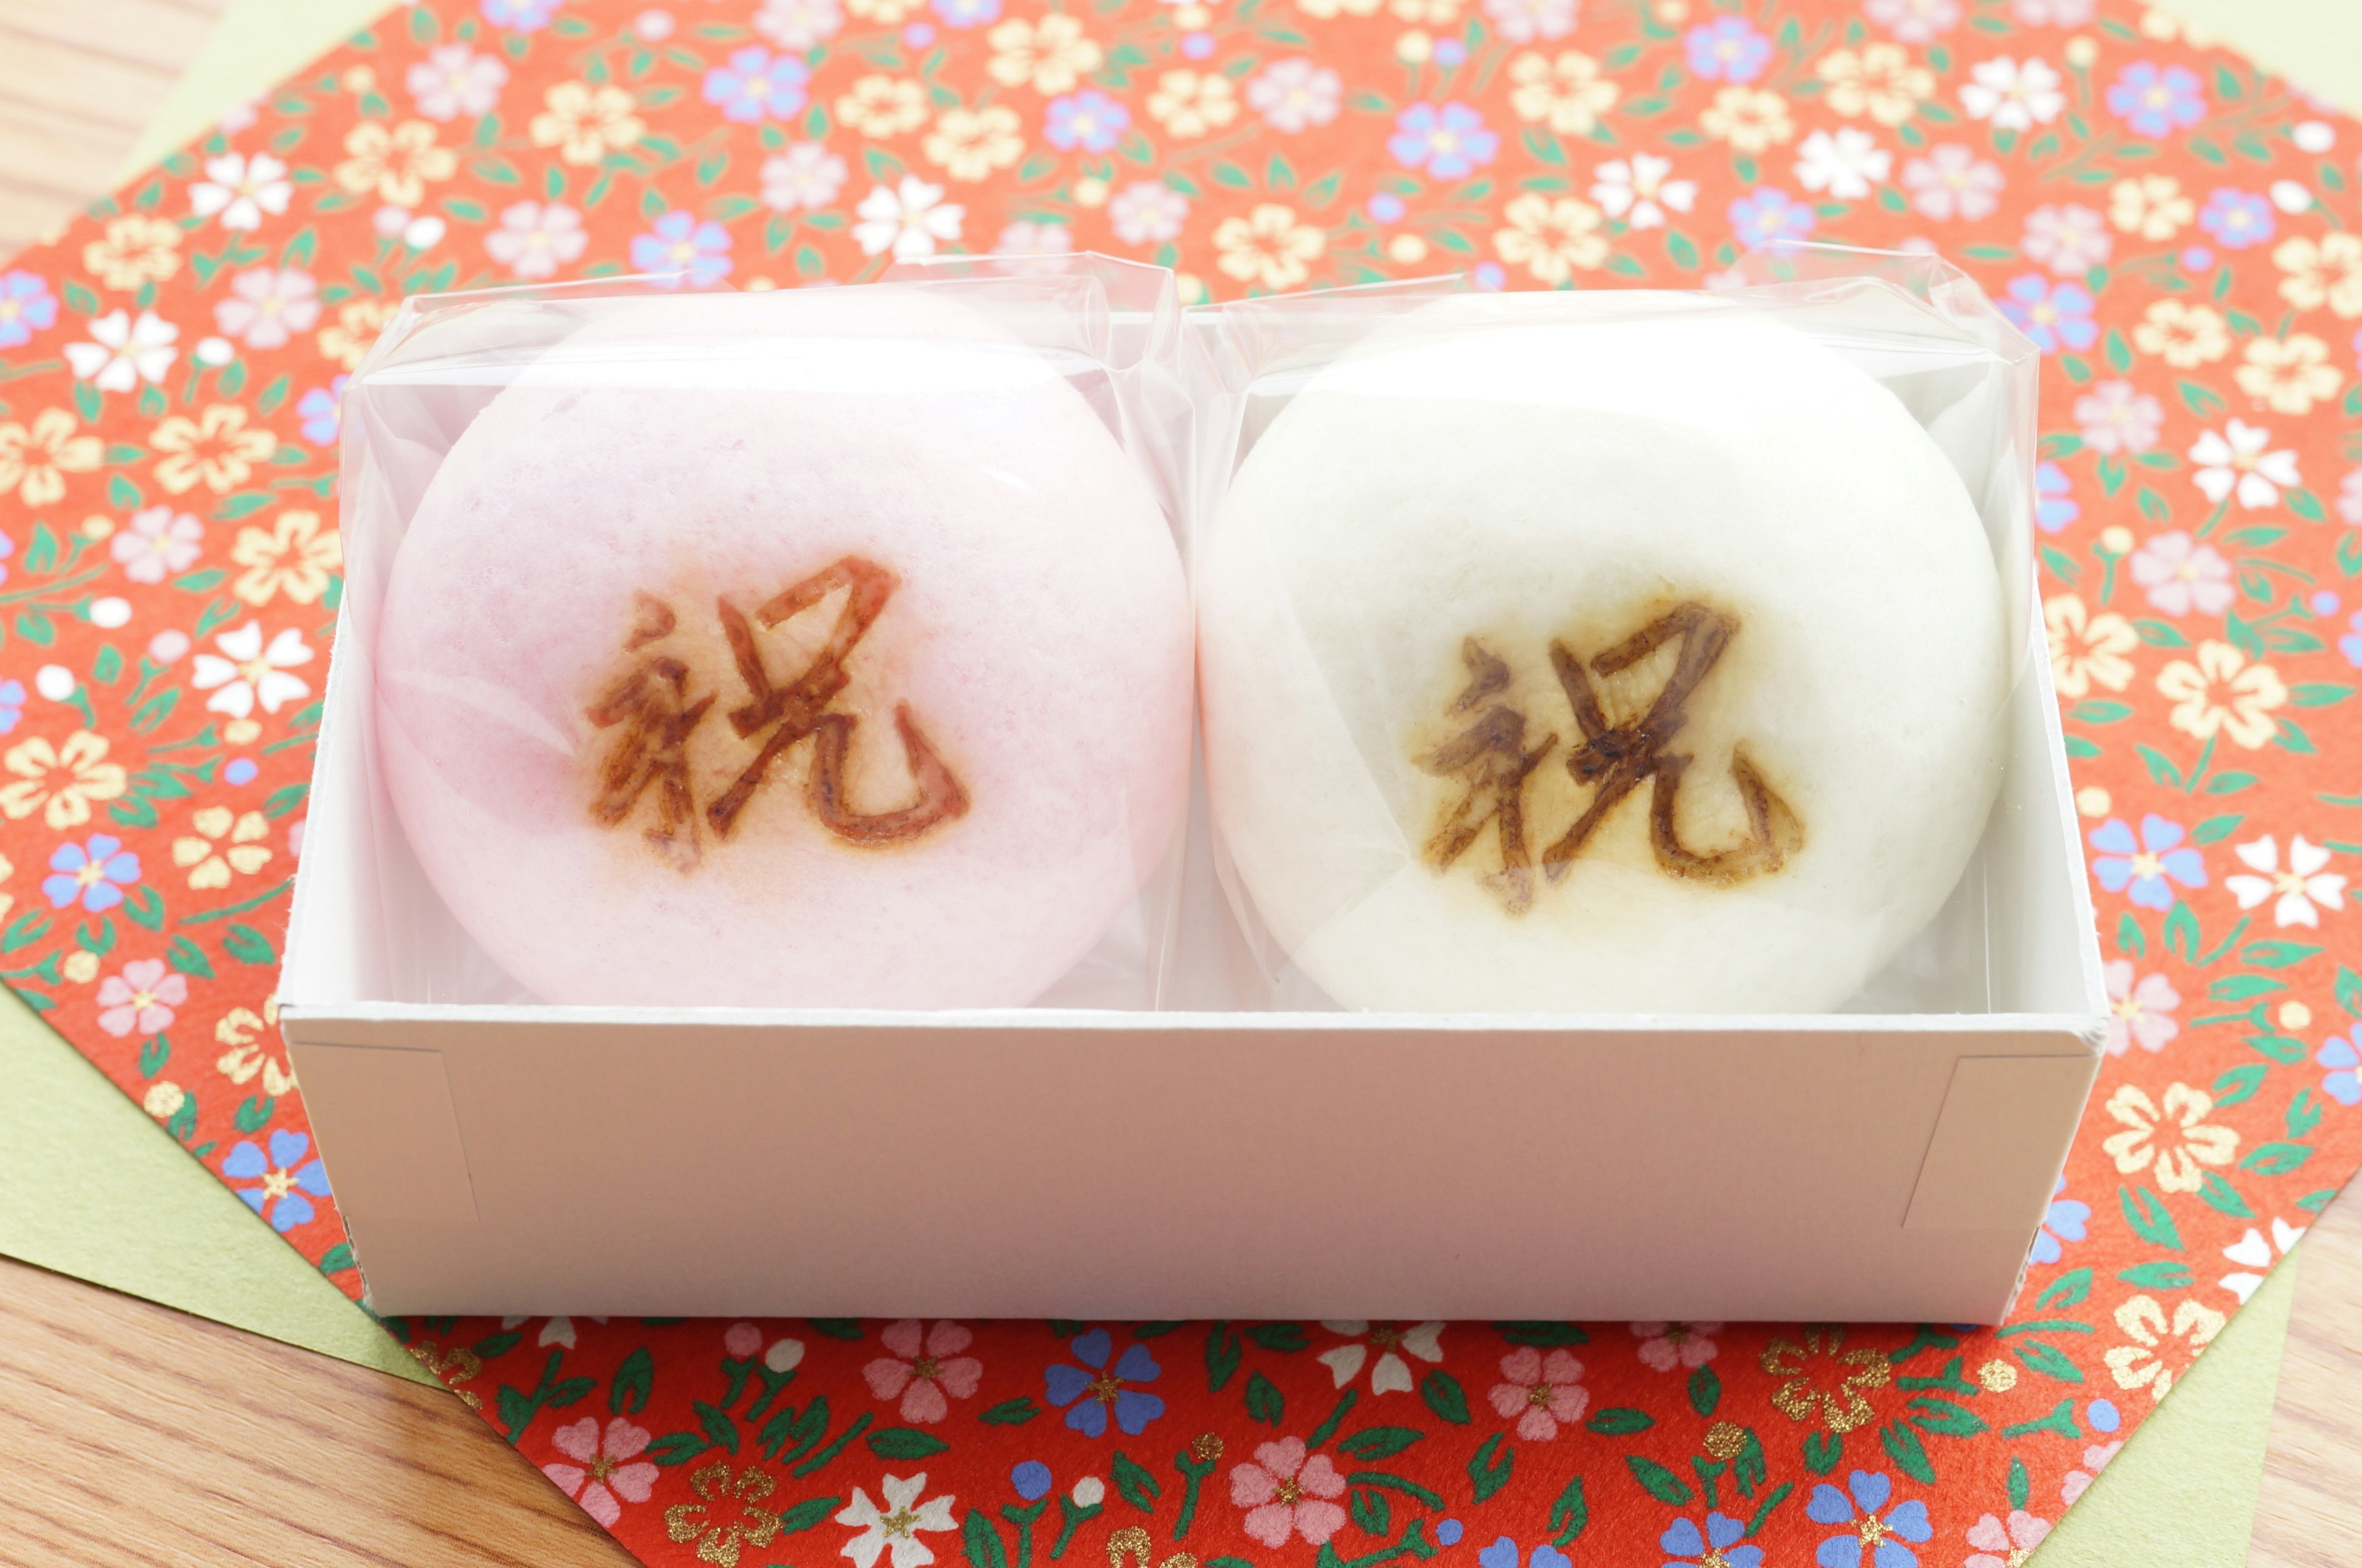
[1477,1541,1569,1568]
[1043,1329,1165,1438]
[2106,62,2205,138]
[1685,18,1770,84]
[0,677,21,734]
[1011,1460,1053,1500]
[2029,1174,2089,1265]
[2319,1031,2362,1106]
[1730,186,1815,250]
[481,0,561,31]
[223,1129,334,1232]
[298,375,349,445]
[1662,1512,1764,1568]
[0,270,57,351]
[631,211,734,289]
[2035,460,2078,533]
[2198,188,2275,251]
[2090,814,2206,912]
[1806,1471,1930,1568]
[44,834,140,913]
[933,0,1002,27]
[1046,90,1130,154]
[1388,103,1499,180]
[2000,274,2097,354]
[704,47,809,124]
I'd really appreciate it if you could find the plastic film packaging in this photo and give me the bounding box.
[1188,245,2045,1016]
[322,257,1195,1010]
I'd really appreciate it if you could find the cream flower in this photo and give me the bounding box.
[217,1000,297,1096]
[0,731,128,830]
[82,214,183,292]
[848,0,923,22]
[319,298,399,372]
[837,75,931,138]
[1296,0,1384,17]
[335,120,458,207]
[530,82,647,166]
[173,806,274,891]
[231,509,342,606]
[1506,50,1619,135]
[2045,593,2136,697]
[2131,298,2229,368]
[0,409,103,507]
[2103,1293,2224,1402]
[1815,44,1933,126]
[2157,640,2286,750]
[1699,87,1793,153]
[923,106,1024,181]
[987,15,1103,95]
[1215,204,1326,292]
[1148,70,1240,138]
[2235,335,2342,416]
[2273,232,2362,319]
[2101,1083,2237,1193]
[1494,194,1609,285]
[151,404,277,496]
[2109,173,2194,241]
[1316,1322,1445,1393]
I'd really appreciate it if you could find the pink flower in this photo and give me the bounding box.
[486,200,588,281]
[2075,380,2163,456]
[724,1321,764,1358]
[213,268,322,351]
[2010,0,2091,21]
[1966,1509,2053,1568]
[2337,467,2362,525]
[2103,958,2181,1056]
[2129,531,2234,617]
[1631,1321,1722,1372]
[111,506,204,584]
[1228,1437,1348,1548]
[2021,204,2110,277]
[862,1319,984,1423]
[542,1416,658,1529]
[1901,143,2005,221]
[1487,1347,1588,1440]
[2060,1440,2121,1504]
[1865,0,1958,44]
[96,957,186,1037]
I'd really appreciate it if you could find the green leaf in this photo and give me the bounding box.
[1244,1323,1306,1353]
[167,934,215,979]
[1210,160,1253,189]
[2288,1088,2324,1140]
[1350,1487,1389,1538]
[1624,1454,1692,1505]
[2211,1062,2268,1109]
[1904,1396,1988,1438]
[123,885,164,931]
[2135,744,2184,789]
[979,1397,1038,1425]
[2192,814,2245,844]
[1205,1323,1242,1391]
[1335,1426,1423,1460]
[2198,1171,2254,1219]
[869,1427,950,1460]
[2120,1185,2184,1250]
[1879,1421,1936,1485]
[1495,1322,1588,1346]
[1420,1367,1470,1425]
[220,924,276,965]
[2339,965,2362,1017]
[612,1348,653,1414]
[963,1508,1009,1568]
[2035,1267,2091,1310]
[2242,941,2323,969]
[1468,1433,1514,1502]
[2249,1033,2308,1064]
[1687,1364,1721,1418]
[1110,1449,1159,1510]
[1584,1408,1655,1436]
[1244,1371,1284,1426]
[2012,1340,2083,1384]
[2240,1141,2313,1175]
[1549,1474,1587,1545]
[2009,1457,2031,1511]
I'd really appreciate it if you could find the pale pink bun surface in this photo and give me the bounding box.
[374,289,1191,1008]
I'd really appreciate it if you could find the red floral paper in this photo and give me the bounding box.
[3,0,2360,1563]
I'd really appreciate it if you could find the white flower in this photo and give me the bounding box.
[1959,56,2064,130]
[1590,153,1696,228]
[2224,835,2345,928]
[2220,1217,2304,1304]
[995,221,1073,256]
[757,0,845,49]
[1792,128,1890,201]
[65,310,179,392]
[213,268,322,351]
[2190,419,2301,510]
[835,1473,958,1568]
[406,44,508,121]
[1110,181,1190,245]
[498,1313,603,1347]
[762,143,849,213]
[191,621,313,718]
[854,178,964,261]
[1482,0,1575,44]
[1246,58,1342,133]
[485,201,588,281]
[1316,1322,1445,1394]
[189,153,292,232]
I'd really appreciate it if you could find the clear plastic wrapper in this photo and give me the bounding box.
[1188,244,2042,1015]
[331,257,1195,1009]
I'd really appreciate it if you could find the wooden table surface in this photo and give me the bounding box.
[2,4,2360,1565]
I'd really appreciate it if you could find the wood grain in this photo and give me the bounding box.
[2249,1184,2362,1568]
[0,1252,640,1568]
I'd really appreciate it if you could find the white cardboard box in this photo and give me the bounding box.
[280,585,2106,1323]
